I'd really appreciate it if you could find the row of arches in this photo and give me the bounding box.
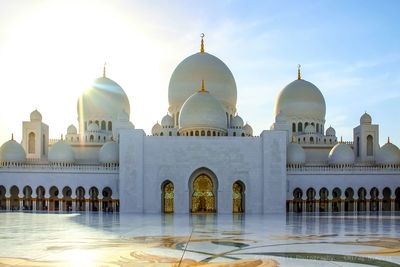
[292,122,324,134]
[289,187,400,213]
[0,185,118,212]
[161,177,245,213]
[84,120,113,131]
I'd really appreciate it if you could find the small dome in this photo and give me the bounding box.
[168,52,237,113]
[360,112,372,125]
[274,79,326,121]
[99,141,119,164]
[161,114,174,128]
[376,141,400,166]
[304,124,316,134]
[326,126,336,136]
[0,139,26,163]
[30,109,42,122]
[179,88,227,133]
[152,122,162,135]
[243,123,253,136]
[67,124,77,135]
[328,143,355,166]
[287,143,306,165]
[231,115,244,128]
[87,122,100,132]
[48,140,74,163]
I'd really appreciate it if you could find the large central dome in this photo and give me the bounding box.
[168,52,237,114]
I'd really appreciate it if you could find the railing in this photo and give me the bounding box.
[287,165,400,173]
[0,164,119,173]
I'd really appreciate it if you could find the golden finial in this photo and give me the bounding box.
[340,136,343,143]
[200,79,207,92]
[297,64,301,80]
[200,33,205,53]
[61,134,63,141]
[103,62,106,78]
[11,133,14,141]
[388,137,391,143]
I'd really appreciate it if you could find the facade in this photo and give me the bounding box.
[0,38,399,214]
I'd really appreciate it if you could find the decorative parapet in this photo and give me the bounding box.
[0,163,119,173]
[287,165,400,174]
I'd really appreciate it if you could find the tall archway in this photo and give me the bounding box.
[293,188,303,213]
[367,135,373,156]
[161,181,174,213]
[319,188,329,212]
[306,188,316,212]
[370,187,379,212]
[49,186,59,211]
[28,132,35,154]
[382,187,391,212]
[344,187,354,212]
[0,186,6,210]
[62,187,72,212]
[23,186,33,210]
[36,186,46,211]
[10,186,19,211]
[331,187,342,212]
[102,187,113,212]
[232,181,245,213]
[189,168,218,213]
[76,187,85,211]
[89,187,99,211]
[358,187,367,212]
[395,187,400,211]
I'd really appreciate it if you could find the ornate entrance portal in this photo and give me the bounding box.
[191,174,215,213]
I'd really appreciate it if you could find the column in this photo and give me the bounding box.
[302,198,306,213]
[98,198,103,213]
[19,194,24,211]
[289,200,293,213]
[5,194,10,211]
[391,196,395,213]
[32,193,37,211]
[366,200,370,212]
[315,199,320,215]
[328,199,332,213]
[45,193,50,212]
[85,194,90,212]
[340,198,345,214]
[71,195,76,212]
[353,197,358,213]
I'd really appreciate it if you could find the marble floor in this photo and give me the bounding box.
[0,212,399,266]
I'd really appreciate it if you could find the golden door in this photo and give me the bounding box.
[163,182,174,213]
[192,174,215,213]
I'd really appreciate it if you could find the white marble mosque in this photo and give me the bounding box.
[0,36,399,215]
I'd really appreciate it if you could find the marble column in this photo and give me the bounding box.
[18,194,23,211]
[5,194,10,211]
[315,199,320,215]
[366,200,370,212]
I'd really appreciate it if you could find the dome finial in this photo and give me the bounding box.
[200,33,205,53]
[388,136,391,143]
[200,79,207,92]
[340,136,343,143]
[11,133,14,141]
[61,134,63,141]
[297,64,301,80]
[103,62,107,78]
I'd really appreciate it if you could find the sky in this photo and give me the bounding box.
[0,0,399,146]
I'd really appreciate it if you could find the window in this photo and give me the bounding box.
[108,121,112,131]
[101,121,106,130]
[297,122,303,132]
[28,132,35,154]
[367,135,373,156]
[292,123,296,132]
[233,132,236,136]
[357,137,360,157]
[89,135,94,142]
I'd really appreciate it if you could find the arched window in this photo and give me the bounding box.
[292,123,296,132]
[310,137,314,144]
[297,122,303,132]
[233,132,236,136]
[90,135,94,142]
[101,121,106,130]
[305,122,309,128]
[195,131,199,136]
[169,131,172,136]
[207,131,211,136]
[357,137,360,157]
[162,181,174,213]
[201,131,205,136]
[160,132,164,136]
[367,135,373,156]
[316,123,319,133]
[95,120,99,126]
[28,132,35,153]
[108,121,112,131]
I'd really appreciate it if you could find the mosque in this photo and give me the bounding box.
[0,36,399,214]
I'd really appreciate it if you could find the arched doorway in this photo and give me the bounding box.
[331,187,342,212]
[306,188,316,212]
[62,187,72,212]
[36,186,46,211]
[190,173,216,213]
[0,186,6,210]
[49,186,59,211]
[293,188,303,213]
[161,181,174,213]
[10,186,20,211]
[370,187,379,212]
[344,187,354,212]
[102,187,113,212]
[76,187,85,211]
[89,187,99,211]
[23,186,33,210]
[232,181,245,213]
[319,188,329,212]
[382,187,391,211]
[358,187,367,212]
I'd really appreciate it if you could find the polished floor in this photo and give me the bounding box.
[0,212,399,266]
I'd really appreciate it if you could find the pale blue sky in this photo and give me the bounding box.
[0,0,399,146]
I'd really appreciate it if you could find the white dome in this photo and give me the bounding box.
[30,109,42,122]
[231,115,244,128]
[48,140,74,164]
[161,114,174,128]
[168,52,237,113]
[152,122,162,135]
[87,122,100,132]
[360,112,372,125]
[243,123,253,136]
[77,76,130,123]
[99,141,119,164]
[304,124,316,134]
[328,143,355,166]
[0,139,26,163]
[179,89,227,132]
[326,126,336,136]
[67,124,77,135]
[376,141,400,166]
[274,79,326,121]
[287,143,306,165]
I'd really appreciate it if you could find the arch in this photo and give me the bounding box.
[357,187,367,212]
[331,187,342,212]
[292,188,303,213]
[297,122,303,132]
[382,187,391,212]
[232,180,245,213]
[90,135,94,142]
[161,180,174,213]
[305,187,316,212]
[369,187,379,212]
[319,187,329,212]
[344,187,354,212]
[95,120,99,126]
[207,131,211,136]
[292,123,296,133]
[195,131,199,136]
[188,167,218,213]
[102,187,113,212]
[89,187,99,211]
[36,186,46,211]
[49,186,59,211]
[0,186,6,210]
[233,132,236,136]
[62,186,72,212]
[28,132,35,154]
[201,131,205,136]
[395,187,400,211]
[76,186,86,211]
[367,135,373,156]
[22,185,33,210]
[108,121,112,131]
[101,120,106,130]
[10,185,19,211]
[356,137,360,157]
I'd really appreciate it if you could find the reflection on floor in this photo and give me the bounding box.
[0,212,400,266]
